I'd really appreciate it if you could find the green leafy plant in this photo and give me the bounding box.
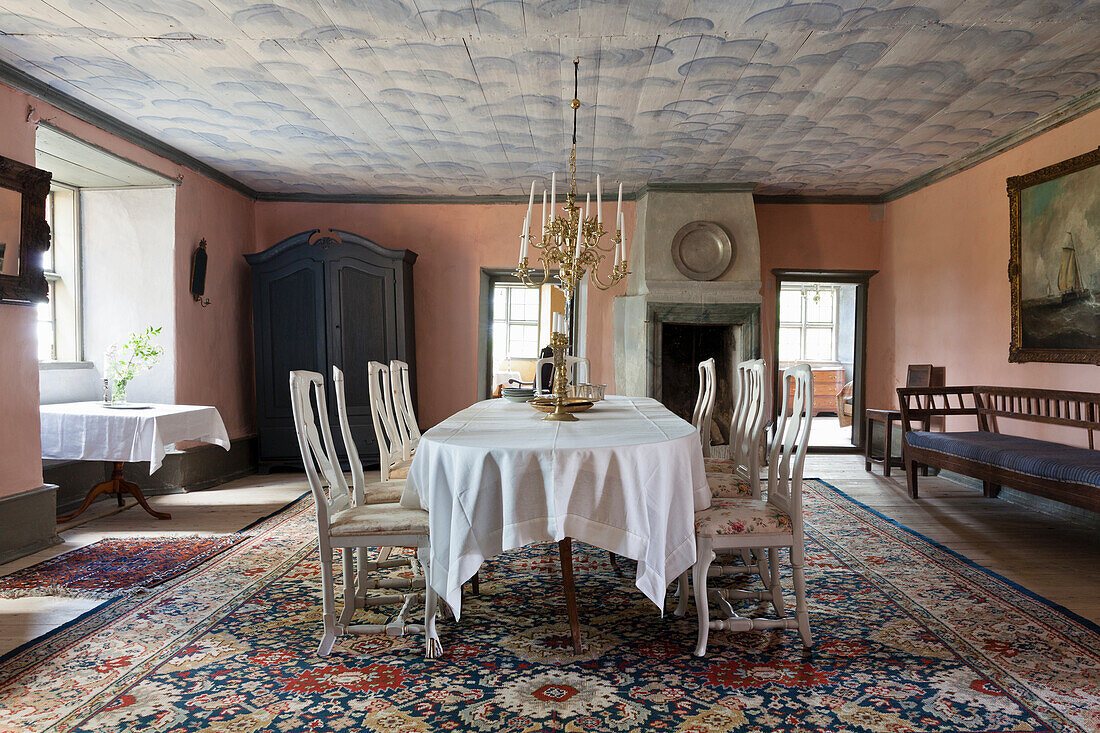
[106,326,164,402]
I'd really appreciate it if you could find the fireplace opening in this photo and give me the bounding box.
[660,323,736,446]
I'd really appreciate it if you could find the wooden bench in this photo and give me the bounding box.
[897,386,1100,513]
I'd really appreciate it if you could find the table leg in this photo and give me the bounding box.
[56,462,171,523]
[884,419,893,477]
[864,416,874,471]
[558,538,582,654]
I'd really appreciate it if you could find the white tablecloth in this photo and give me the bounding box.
[40,402,231,473]
[402,396,709,618]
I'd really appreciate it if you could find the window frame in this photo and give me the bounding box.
[491,282,542,361]
[38,183,83,364]
[778,283,839,362]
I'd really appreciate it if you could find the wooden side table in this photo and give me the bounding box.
[865,409,904,476]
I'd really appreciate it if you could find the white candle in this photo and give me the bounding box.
[585,192,590,221]
[527,181,536,228]
[540,190,547,239]
[616,211,624,266]
[550,172,556,216]
[520,217,529,259]
[596,174,602,224]
[574,218,583,262]
[616,182,623,227]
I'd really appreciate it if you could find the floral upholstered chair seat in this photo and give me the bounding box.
[702,457,736,474]
[694,498,793,537]
[329,503,429,537]
[364,480,405,504]
[706,473,753,499]
[388,458,413,480]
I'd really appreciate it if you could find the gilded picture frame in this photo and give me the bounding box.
[1007,146,1100,364]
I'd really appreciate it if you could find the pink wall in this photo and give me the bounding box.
[877,109,1100,436]
[254,202,635,428]
[172,178,255,440]
[0,85,46,498]
[756,203,886,397]
[0,81,255,500]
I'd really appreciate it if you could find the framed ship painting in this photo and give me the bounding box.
[1008,147,1100,364]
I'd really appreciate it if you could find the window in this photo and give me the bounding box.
[779,283,838,362]
[38,185,81,362]
[491,283,541,368]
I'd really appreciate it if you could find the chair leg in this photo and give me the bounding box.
[791,547,812,649]
[693,539,714,657]
[420,547,442,659]
[318,544,338,657]
[907,459,920,498]
[470,570,480,596]
[674,572,689,617]
[768,547,785,617]
[339,549,356,626]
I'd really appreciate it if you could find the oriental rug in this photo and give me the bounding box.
[0,536,246,600]
[0,480,1097,732]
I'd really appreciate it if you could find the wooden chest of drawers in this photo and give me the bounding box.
[784,364,846,416]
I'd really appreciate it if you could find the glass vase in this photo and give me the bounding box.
[111,381,128,405]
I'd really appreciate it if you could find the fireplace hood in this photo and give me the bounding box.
[612,187,763,398]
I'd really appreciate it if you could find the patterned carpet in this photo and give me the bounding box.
[0,536,245,599]
[0,481,1097,732]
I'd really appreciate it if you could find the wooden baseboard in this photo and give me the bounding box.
[0,486,61,565]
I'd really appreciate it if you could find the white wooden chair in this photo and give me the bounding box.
[290,370,440,658]
[691,358,717,457]
[533,355,591,394]
[334,365,415,570]
[333,366,406,506]
[367,361,412,482]
[692,359,772,589]
[686,363,813,657]
[705,359,768,500]
[389,360,421,461]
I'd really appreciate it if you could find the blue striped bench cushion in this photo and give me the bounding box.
[905,431,1100,489]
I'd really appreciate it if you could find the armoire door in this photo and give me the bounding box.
[326,256,397,465]
[253,258,328,464]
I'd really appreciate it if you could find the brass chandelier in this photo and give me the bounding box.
[514,58,629,296]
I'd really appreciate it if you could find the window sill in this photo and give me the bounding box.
[39,361,94,371]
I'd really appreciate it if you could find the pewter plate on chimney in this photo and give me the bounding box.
[671,221,734,281]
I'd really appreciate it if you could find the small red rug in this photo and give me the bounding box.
[0,536,245,599]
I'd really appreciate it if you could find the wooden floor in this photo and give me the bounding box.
[0,456,1097,658]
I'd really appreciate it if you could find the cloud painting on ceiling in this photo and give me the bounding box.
[0,0,1097,196]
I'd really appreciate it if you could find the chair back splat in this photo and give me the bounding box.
[332,366,365,506]
[691,358,717,456]
[389,360,421,460]
[290,371,351,522]
[768,363,814,528]
[735,359,768,497]
[367,361,404,481]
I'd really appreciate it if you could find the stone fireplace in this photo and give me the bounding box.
[613,187,763,446]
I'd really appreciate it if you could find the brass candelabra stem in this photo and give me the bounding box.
[542,330,577,422]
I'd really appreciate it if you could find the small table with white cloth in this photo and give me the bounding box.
[402,395,709,652]
[41,402,231,522]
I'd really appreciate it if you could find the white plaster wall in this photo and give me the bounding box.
[81,187,176,403]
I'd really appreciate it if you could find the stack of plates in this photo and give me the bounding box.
[502,387,536,403]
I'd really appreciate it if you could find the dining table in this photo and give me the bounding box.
[401,395,709,652]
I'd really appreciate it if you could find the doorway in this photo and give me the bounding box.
[477,268,567,400]
[772,269,876,452]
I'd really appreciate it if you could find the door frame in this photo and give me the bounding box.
[771,268,877,454]
[477,268,562,401]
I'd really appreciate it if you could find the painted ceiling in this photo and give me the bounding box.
[0,1,1097,197]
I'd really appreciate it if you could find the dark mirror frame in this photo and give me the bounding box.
[0,154,52,306]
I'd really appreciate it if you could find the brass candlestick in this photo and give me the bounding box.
[543,330,577,422]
